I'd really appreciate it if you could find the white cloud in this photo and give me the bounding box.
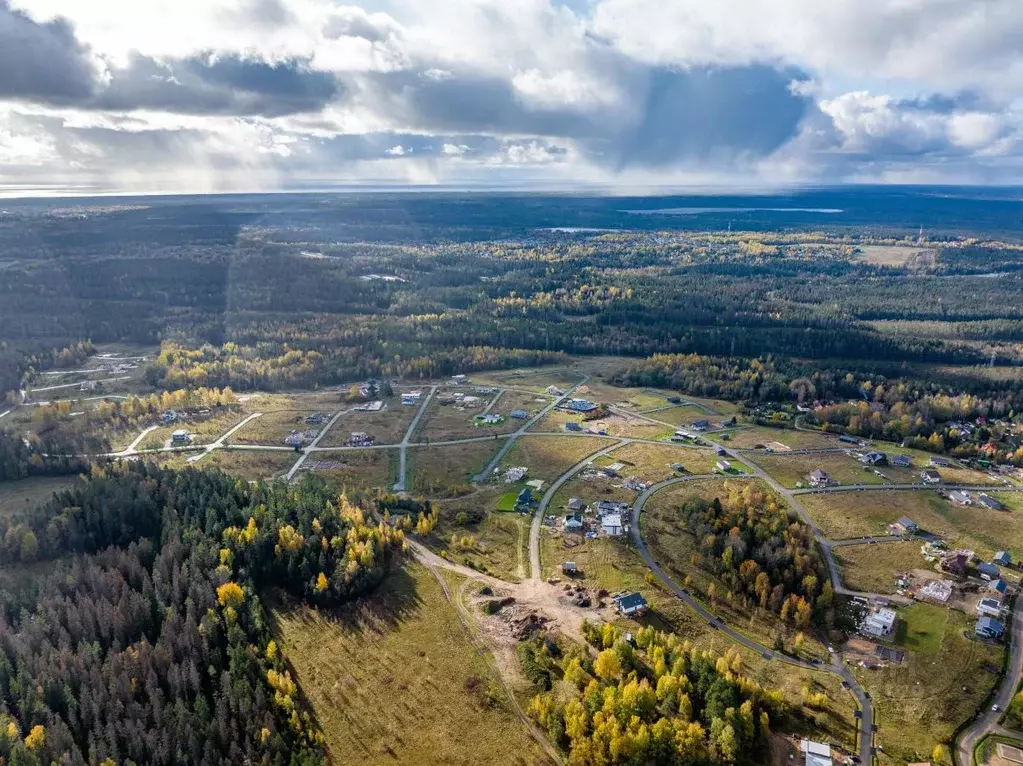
[384,143,406,155]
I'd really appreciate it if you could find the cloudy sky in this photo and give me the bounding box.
[1,0,1021,195]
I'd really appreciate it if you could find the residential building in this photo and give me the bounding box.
[401,391,422,406]
[808,469,830,488]
[161,410,178,425]
[838,435,859,444]
[475,413,503,425]
[564,422,582,432]
[691,419,710,431]
[525,479,545,491]
[949,490,973,506]
[355,400,384,412]
[346,432,373,447]
[510,409,529,419]
[930,456,951,467]
[977,597,1003,618]
[623,477,647,491]
[305,413,325,425]
[667,396,682,404]
[990,578,1008,594]
[284,433,305,448]
[561,561,578,575]
[565,399,598,413]
[799,740,833,766]
[978,562,1001,580]
[451,374,468,385]
[715,460,732,472]
[516,487,536,510]
[860,451,888,466]
[889,516,918,535]
[613,592,648,617]
[563,513,583,532]
[981,495,1009,511]
[891,454,911,468]
[920,469,941,484]
[567,497,586,512]
[475,387,497,394]
[941,552,969,576]
[714,445,727,456]
[171,429,190,443]
[546,385,564,396]
[670,430,689,442]
[861,607,898,638]
[594,500,629,516]
[976,616,1005,639]
[994,551,1012,566]
[602,514,625,536]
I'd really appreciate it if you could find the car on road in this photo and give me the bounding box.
[993,704,1001,712]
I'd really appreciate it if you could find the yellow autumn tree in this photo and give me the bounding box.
[24,724,45,750]
[314,572,329,592]
[593,649,623,681]
[217,581,245,608]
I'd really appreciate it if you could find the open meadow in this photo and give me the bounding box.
[0,475,80,518]
[304,450,397,491]
[408,440,504,497]
[834,541,924,594]
[320,404,418,447]
[269,564,549,766]
[722,425,843,451]
[749,451,889,488]
[497,435,610,483]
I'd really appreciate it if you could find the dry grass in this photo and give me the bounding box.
[429,488,529,581]
[498,435,610,483]
[471,368,582,394]
[833,541,923,593]
[0,475,81,518]
[852,245,936,267]
[853,607,1001,763]
[409,440,504,497]
[305,450,397,491]
[748,452,887,489]
[269,564,547,766]
[529,410,669,440]
[202,449,297,481]
[800,490,950,541]
[319,404,418,447]
[414,391,528,441]
[227,408,337,446]
[612,442,734,481]
[639,405,720,427]
[722,426,842,451]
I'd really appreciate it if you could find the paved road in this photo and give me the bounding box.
[285,408,348,480]
[631,476,876,765]
[474,375,591,482]
[479,389,504,416]
[116,426,159,456]
[794,482,1023,495]
[393,386,437,492]
[0,409,12,421]
[956,593,1023,765]
[528,439,626,581]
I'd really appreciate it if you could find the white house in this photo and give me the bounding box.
[602,514,625,536]
[920,469,942,484]
[171,429,190,443]
[949,490,973,506]
[808,469,830,488]
[401,391,422,406]
[861,607,897,638]
[715,460,732,472]
[800,740,832,766]
[977,597,1003,618]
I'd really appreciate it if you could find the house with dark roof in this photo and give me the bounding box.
[516,487,536,510]
[891,454,911,468]
[981,495,1008,511]
[920,469,941,484]
[990,578,1008,594]
[930,456,951,467]
[613,592,648,618]
[978,561,1001,579]
[563,513,583,532]
[565,399,598,413]
[860,451,888,466]
[564,422,582,432]
[691,419,710,431]
[977,616,1005,639]
[808,469,830,488]
[510,409,529,419]
[889,516,918,535]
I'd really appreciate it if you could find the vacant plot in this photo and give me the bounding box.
[138,408,244,450]
[880,445,1008,486]
[723,426,841,451]
[320,404,418,447]
[409,441,503,497]
[530,409,671,440]
[0,475,80,518]
[227,407,337,446]
[609,442,726,482]
[854,607,1001,763]
[834,541,923,594]
[853,245,936,267]
[429,489,528,581]
[201,449,296,481]
[497,435,610,483]
[800,489,1023,558]
[472,367,582,395]
[413,390,526,442]
[270,564,547,766]
[572,381,676,410]
[749,451,886,488]
[305,450,397,491]
[639,405,722,427]
[894,603,948,655]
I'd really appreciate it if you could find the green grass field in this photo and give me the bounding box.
[306,450,397,492]
[269,564,548,765]
[0,475,80,518]
[409,440,504,497]
[202,449,297,481]
[854,607,1002,763]
[428,489,529,581]
[834,541,923,594]
[894,603,948,654]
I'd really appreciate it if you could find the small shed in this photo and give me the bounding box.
[994,550,1012,566]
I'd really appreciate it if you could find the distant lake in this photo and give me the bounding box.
[622,207,844,215]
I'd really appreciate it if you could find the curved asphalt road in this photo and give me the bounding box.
[632,476,875,765]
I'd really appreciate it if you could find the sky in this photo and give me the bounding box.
[0,0,1021,195]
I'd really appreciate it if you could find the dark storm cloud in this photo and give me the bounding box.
[355,62,812,169]
[0,2,338,116]
[0,0,96,101]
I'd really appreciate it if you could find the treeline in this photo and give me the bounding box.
[0,463,411,764]
[0,430,90,482]
[527,621,782,764]
[680,484,829,626]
